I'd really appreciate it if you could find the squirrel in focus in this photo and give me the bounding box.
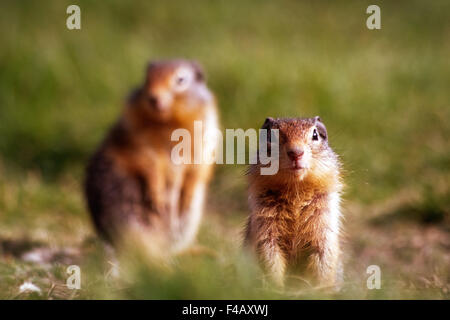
[245,117,343,288]
[84,59,218,254]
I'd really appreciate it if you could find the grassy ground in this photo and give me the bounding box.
[0,0,449,299]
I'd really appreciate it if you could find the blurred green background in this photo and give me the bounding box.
[0,0,449,299]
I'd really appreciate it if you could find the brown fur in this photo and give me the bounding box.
[245,117,343,288]
[84,60,218,254]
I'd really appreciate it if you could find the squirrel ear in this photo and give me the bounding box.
[262,117,275,129]
[315,120,328,141]
[261,117,276,145]
[314,116,322,123]
[191,61,205,81]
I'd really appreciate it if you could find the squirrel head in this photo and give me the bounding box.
[260,117,339,186]
[130,59,215,123]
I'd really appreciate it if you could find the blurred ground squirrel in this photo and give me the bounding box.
[84,59,218,254]
[245,117,343,288]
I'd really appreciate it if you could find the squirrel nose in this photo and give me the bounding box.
[148,95,161,109]
[148,90,172,111]
[287,146,304,161]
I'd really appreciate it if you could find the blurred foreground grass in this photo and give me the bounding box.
[0,0,449,299]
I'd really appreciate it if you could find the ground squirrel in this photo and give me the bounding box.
[245,117,343,288]
[84,59,218,254]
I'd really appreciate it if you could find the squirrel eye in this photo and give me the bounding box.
[176,76,185,85]
[172,67,193,91]
[312,129,319,141]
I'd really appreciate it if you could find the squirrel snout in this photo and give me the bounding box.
[148,95,159,108]
[287,146,304,161]
[147,90,173,111]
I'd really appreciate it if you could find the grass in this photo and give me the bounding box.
[0,0,449,299]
